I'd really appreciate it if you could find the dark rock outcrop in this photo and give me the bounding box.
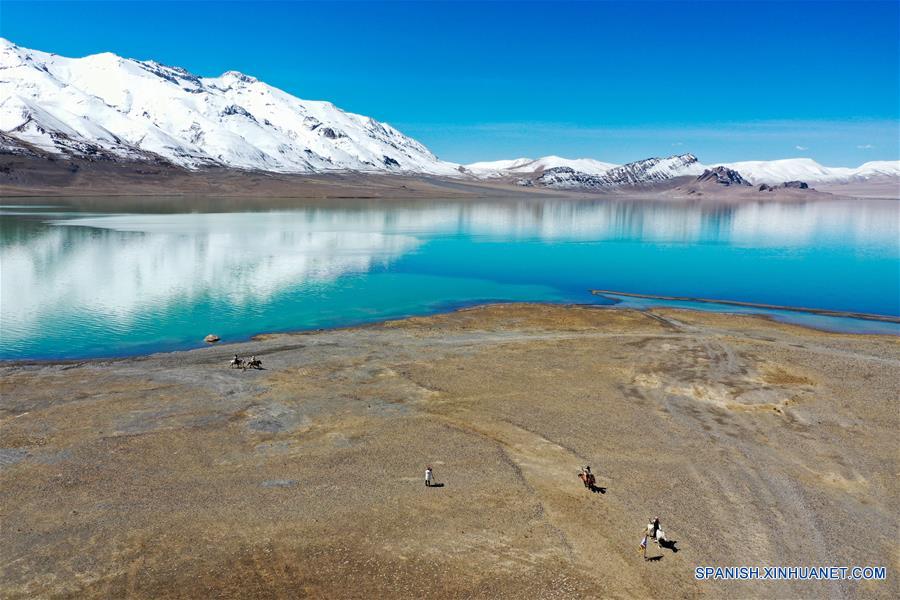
[783,180,809,189]
[534,166,608,189]
[759,181,810,192]
[221,104,257,121]
[696,166,751,186]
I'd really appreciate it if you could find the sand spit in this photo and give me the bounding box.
[1,304,898,598]
[591,290,900,324]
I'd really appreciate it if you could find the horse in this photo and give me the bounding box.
[578,469,599,491]
[246,357,262,370]
[229,355,244,369]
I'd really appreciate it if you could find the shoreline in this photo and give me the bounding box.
[3,298,898,367]
[2,302,898,598]
[3,156,896,201]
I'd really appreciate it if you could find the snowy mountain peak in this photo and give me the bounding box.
[0,39,460,175]
[220,70,258,83]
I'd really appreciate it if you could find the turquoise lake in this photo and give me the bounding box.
[1,196,898,360]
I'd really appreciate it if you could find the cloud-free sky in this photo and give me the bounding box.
[2,0,897,164]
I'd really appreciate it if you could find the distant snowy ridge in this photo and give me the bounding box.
[465,156,618,178]
[526,154,703,189]
[470,153,900,187]
[0,38,460,175]
[716,158,900,184]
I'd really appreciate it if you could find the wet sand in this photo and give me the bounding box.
[1,304,898,598]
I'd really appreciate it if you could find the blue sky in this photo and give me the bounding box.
[2,0,897,165]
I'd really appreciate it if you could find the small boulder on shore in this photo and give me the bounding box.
[782,180,809,189]
[759,180,810,192]
[204,334,220,343]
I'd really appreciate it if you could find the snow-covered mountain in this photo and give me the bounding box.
[465,156,618,178]
[477,153,900,190]
[0,38,460,175]
[2,39,897,190]
[718,158,900,184]
[525,154,703,189]
[590,154,703,185]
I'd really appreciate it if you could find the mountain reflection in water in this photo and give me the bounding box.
[2,196,897,359]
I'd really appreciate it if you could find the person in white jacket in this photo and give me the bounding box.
[647,517,666,545]
[424,466,433,487]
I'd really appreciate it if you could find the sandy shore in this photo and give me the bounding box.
[0,155,565,200]
[1,304,898,598]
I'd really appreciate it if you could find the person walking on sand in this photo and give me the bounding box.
[425,466,433,487]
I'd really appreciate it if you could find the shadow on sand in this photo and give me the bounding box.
[645,539,680,561]
[659,539,679,552]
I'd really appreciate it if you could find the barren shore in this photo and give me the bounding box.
[1,304,898,598]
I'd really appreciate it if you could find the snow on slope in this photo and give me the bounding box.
[719,159,839,183]
[2,40,896,186]
[620,154,705,182]
[465,158,536,175]
[705,158,898,184]
[852,161,900,178]
[534,154,703,189]
[473,152,899,188]
[0,38,460,175]
[465,156,618,178]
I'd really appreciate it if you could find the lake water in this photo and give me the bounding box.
[2,196,898,360]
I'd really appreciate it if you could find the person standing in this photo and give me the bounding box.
[641,518,657,560]
[651,517,666,545]
[425,466,433,487]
